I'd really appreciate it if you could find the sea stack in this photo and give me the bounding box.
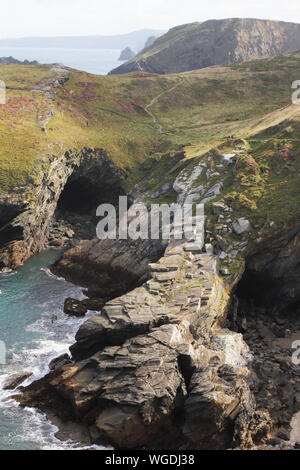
[118,47,135,61]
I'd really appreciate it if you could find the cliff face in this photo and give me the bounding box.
[18,242,258,450]
[2,53,300,269]
[110,18,300,74]
[2,53,300,449]
[0,148,124,269]
[16,133,300,449]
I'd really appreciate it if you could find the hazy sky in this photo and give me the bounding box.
[1,0,300,38]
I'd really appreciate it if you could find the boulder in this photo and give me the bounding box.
[151,183,170,199]
[221,153,236,166]
[212,202,229,215]
[3,372,33,390]
[64,298,87,317]
[81,298,106,311]
[232,218,252,235]
[49,354,72,371]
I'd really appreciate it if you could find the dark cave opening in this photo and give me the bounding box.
[57,176,104,214]
[233,261,300,327]
[235,268,282,308]
[231,258,300,446]
[51,157,127,244]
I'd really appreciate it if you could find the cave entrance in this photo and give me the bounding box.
[231,258,300,446]
[235,268,279,308]
[234,261,300,328]
[51,156,126,245]
[57,176,105,214]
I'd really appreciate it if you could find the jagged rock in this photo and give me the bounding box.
[173,164,204,202]
[65,229,74,238]
[205,244,214,254]
[3,372,33,390]
[16,247,256,449]
[233,218,252,235]
[70,286,171,360]
[200,183,223,204]
[216,236,229,252]
[221,153,236,166]
[51,234,166,299]
[184,363,254,449]
[49,354,72,371]
[150,183,170,199]
[81,298,106,311]
[64,298,87,317]
[183,242,203,254]
[220,268,230,276]
[212,202,229,215]
[0,147,123,270]
[237,224,300,310]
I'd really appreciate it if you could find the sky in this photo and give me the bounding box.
[1,0,300,38]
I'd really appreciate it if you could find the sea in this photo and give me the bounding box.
[0,47,122,75]
[0,249,105,450]
[0,47,115,451]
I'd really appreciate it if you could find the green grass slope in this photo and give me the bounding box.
[0,51,300,199]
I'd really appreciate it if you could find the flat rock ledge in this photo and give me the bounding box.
[16,242,267,449]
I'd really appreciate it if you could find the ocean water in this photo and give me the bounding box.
[0,249,103,450]
[0,47,122,75]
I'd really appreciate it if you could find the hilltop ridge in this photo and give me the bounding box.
[110,18,300,74]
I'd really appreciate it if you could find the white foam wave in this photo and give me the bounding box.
[0,274,103,450]
[40,268,66,281]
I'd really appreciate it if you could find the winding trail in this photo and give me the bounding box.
[32,66,70,132]
[144,78,183,133]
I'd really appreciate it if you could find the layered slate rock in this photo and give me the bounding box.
[51,229,167,299]
[17,243,256,449]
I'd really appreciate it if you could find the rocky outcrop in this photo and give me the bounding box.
[143,36,157,50]
[110,18,300,75]
[51,234,167,299]
[17,242,259,449]
[64,298,87,317]
[118,47,135,61]
[0,148,125,270]
[3,372,33,390]
[0,56,39,65]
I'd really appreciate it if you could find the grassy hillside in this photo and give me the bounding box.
[0,51,300,198]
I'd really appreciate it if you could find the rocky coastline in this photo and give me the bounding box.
[1,139,299,449]
[13,228,300,449]
[0,61,299,449]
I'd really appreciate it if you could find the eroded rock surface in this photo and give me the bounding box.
[17,243,257,449]
[3,372,33,390]
[0,148,124,270]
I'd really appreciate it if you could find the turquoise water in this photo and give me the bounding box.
[0,47,121,75]
[0,249,98,450]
